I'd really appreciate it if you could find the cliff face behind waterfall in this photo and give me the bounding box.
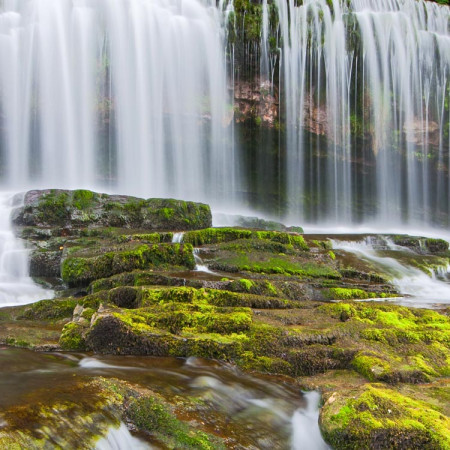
[0,0,449,226]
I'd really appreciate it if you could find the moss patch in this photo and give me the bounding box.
[321,384,450,449]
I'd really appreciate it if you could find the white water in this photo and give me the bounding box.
[272,0,450,226]
[0,193,53,307]
[0,0,448,227]
[332,237,450,307]
[171,232,185,244]
[0,0,236,206]
[193,247,216,274]
[291,391,329,450]
[95,423,151,450]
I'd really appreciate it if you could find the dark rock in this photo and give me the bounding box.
[30,250,62,277]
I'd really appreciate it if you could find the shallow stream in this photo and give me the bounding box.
[0,347,329,449]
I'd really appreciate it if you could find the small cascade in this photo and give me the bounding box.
[0,193,53,307]
[95,423,151,450]
[193,248,216,274]
[291,391,330,450]
[332,237,450,307]
[172,232,185,244]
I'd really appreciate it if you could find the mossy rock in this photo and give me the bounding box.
[0,378,123,449]
[12,189,212,231]
[0,376,225,450]
[320,384,450,449]
[16,298,76,321]
[61,243,195,287]
[59,322,87,350]
[183,227,308,250]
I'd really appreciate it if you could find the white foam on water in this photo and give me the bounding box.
[95,423,151,450]
[332,237,450,306]
[291,391,330,450]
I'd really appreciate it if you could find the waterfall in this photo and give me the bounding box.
[0,0,236,206]
[0,0,449,228]
[272,0,450,227]
[0,193,53,306]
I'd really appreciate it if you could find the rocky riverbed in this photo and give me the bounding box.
[0,189,449,449]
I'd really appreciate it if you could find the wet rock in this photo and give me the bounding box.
[12,189,212,232]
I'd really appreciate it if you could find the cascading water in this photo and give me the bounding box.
[95,423,151,450]
[0,0,236,205]
[272,0,450,227]
[332,236,450,307]
[0,0,449,227]
[0,193,53,306]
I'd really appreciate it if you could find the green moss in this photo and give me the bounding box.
[139,286,292,309]
[5,337,30,348]
[183,228,308,250]
[18,298,77,321]
[62,244,195,287]
[324,288,371,300]
[72,189,96,210]
[37,190,69,225]
[352,353,392,381]
[127,396,224,449]
[59,322,86,350]
[264,281,278,296]
[113,303,253,336]
[216,254,338,278]
[238,278,253,291]
[321,384,450,449]
[425,238,449,253]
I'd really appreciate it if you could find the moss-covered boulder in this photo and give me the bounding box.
[12,189,212,231]
[320,384,450,449]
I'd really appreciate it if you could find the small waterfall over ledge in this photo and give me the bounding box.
[0,193,53,306]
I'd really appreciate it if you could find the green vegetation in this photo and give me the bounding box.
[321,384,450,449]
[62,243,195,286]
[128,396,224,449]
[183,228,308,250]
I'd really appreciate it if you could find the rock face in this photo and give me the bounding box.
[12,189,212,231]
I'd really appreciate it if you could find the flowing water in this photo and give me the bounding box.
[332,236,450,308]
[95,423,151,450]
[0,347,329,449]
[0,192,53,306]
[273,0,450,226]
[0,0,448,226]
[0,0,235,206]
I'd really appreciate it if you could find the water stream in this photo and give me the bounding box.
[0,193,53,307]
[332,236,450,308]
[0,347,329,449]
